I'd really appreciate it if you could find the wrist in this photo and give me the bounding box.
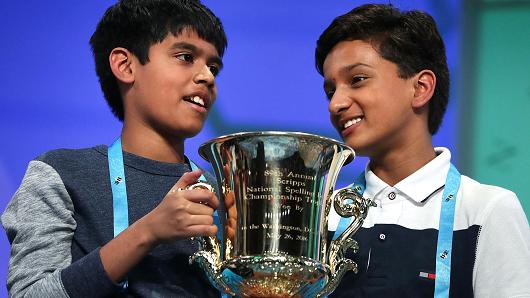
[132,214,160,248]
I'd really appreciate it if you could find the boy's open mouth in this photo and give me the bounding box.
[183,96,206,108]
[343,116,363,129]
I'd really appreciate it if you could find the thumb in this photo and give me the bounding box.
[172,169,204,191]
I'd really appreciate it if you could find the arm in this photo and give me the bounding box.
[472,189,530,298]
[99,169,220,283]
[2,161,75,297]
[2,162,219,297]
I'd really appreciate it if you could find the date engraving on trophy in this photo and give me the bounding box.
[265,231,310,242]
[263,224,313,242]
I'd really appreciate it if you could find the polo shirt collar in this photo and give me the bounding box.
[363,147,451,203]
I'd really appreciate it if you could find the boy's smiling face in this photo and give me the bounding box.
[323,39,420,158]
[124,29,222,140]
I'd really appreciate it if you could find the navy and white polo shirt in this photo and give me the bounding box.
[328,148,530,298]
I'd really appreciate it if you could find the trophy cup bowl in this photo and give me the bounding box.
[190,132,373,297]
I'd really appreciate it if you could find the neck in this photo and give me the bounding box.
[369,136,436,186]
[120,120,185,163]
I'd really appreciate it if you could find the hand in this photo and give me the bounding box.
[140,169,220,244]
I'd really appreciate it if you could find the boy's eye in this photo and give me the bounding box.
[351,76,368,85]
[208,64,220,77]
[175,53,194,63]
[324,89,335,100]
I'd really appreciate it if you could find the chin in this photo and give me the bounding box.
[162,124,202,140]
[177,130,201,139]
[341,135,357,147]
[181,125,204,138]
[343,138,369,156]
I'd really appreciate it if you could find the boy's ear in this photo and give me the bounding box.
[412,70,436,108]
[109,47,134,84]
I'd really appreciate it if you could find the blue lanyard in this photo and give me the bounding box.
[433,164,460,298]
[108,137,220,292]
[333,164,461,298]
[108,138,129,238]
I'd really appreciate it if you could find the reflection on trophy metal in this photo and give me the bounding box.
[189,131,374,297]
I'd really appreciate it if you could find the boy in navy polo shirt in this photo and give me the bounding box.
[2,1,226,297]
[316,4,530,297]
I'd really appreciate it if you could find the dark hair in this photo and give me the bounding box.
[315,4,449,135]
[90,0,227,121]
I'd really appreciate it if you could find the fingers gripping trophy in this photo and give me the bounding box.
[188,132,375,297]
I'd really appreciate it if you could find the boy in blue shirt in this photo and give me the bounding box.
[2,1,227,296]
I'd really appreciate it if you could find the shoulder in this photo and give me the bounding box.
[36,145,106,164]
[35,145,108,175]
[460,175,516,199]
[459,175,520,212]
[458,175,525,226]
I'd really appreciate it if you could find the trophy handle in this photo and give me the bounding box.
[317,189,375,297]
[186,181,233,294]
[332,188,374,241]
[185,180,222,258]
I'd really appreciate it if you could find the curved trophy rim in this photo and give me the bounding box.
[198,131,355,163]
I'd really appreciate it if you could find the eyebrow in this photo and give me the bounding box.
[323,63,372,88]
[170,41,223,69]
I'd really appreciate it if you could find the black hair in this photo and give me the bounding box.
[89,0,227,121]
[315,4,449,135]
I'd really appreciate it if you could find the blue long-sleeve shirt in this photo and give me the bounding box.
[2,145,220,297]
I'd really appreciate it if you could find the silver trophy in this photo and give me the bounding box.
[189,131,373,297]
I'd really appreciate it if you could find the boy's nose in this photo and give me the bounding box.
[328,91,352,115]
[193,65,215,86]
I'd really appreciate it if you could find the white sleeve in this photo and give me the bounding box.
[473,190,530,298]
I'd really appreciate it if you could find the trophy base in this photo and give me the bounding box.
[220,255,329,298]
